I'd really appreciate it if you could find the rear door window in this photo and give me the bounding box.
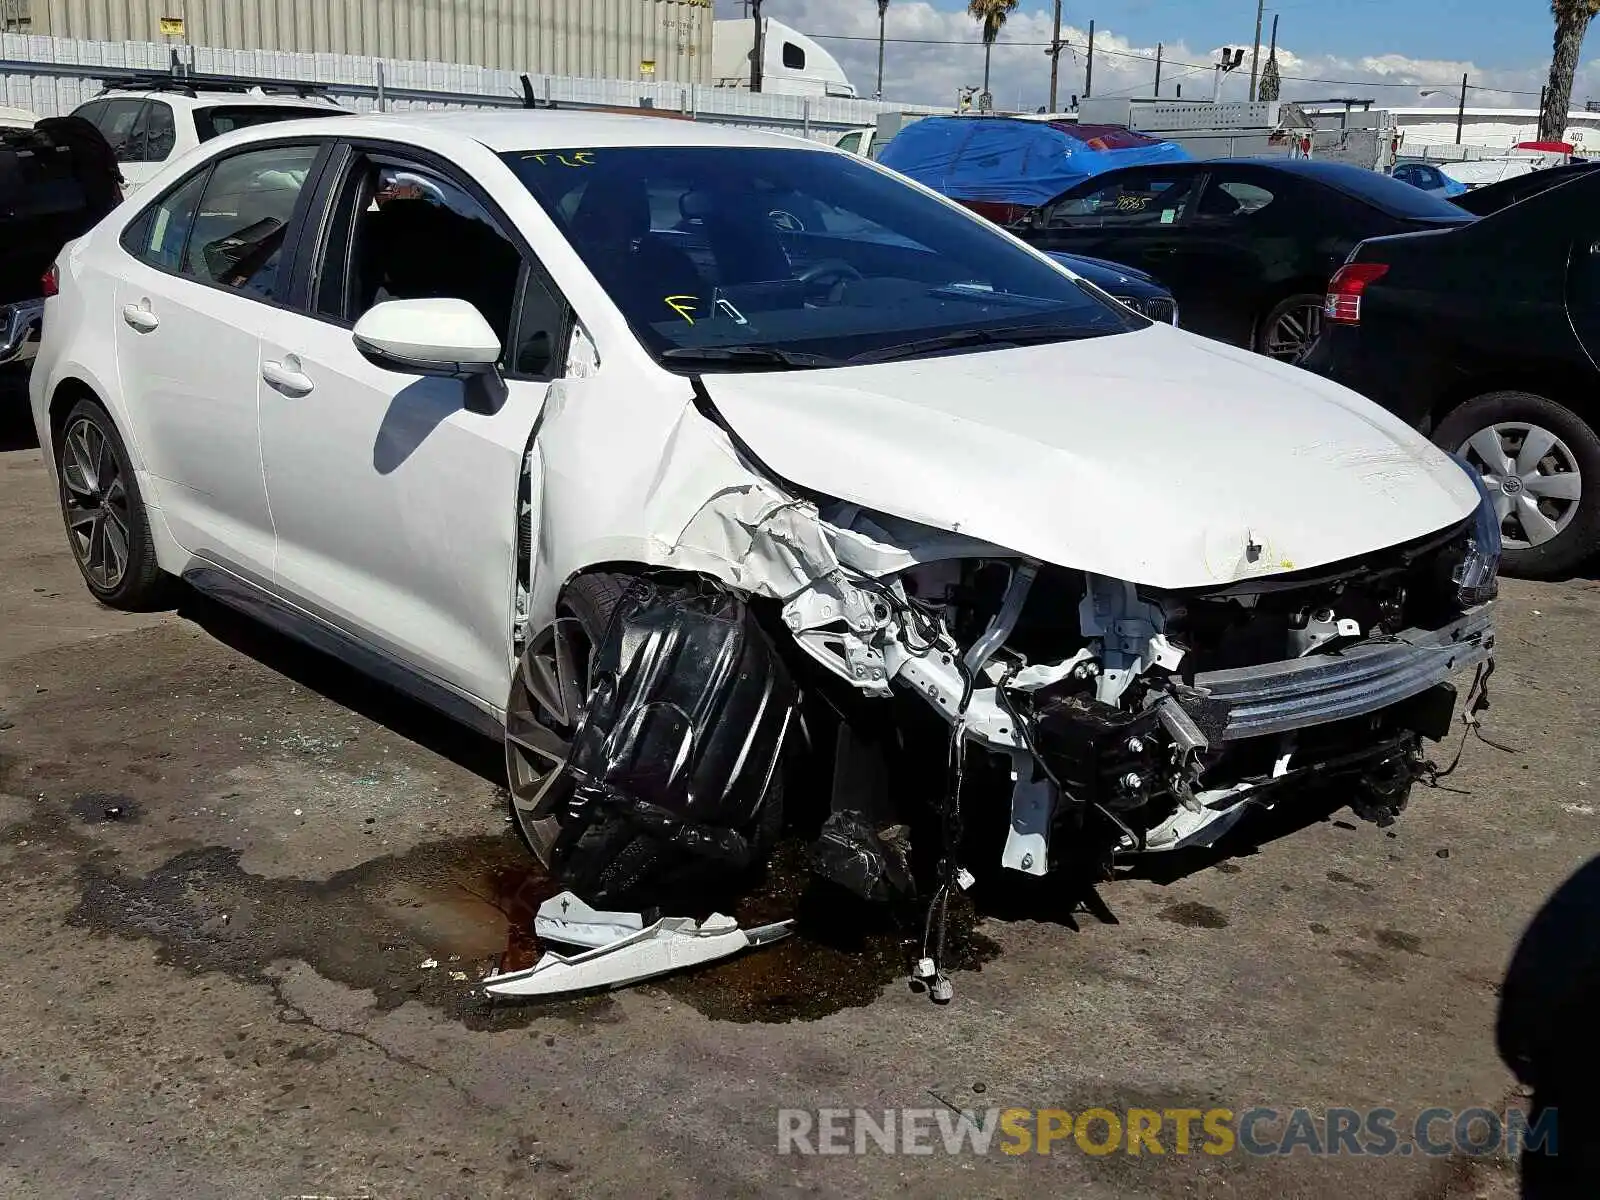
[1192,176,1278,221]
[186,144,320,299]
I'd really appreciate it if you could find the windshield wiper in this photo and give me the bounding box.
[846,325,1097,365]
[660,345,839,369]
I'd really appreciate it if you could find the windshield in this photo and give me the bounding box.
[194,105,343,142]
[502,145,1144,368]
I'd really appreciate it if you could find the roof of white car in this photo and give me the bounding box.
[235,108,825,153]
[104,88,345,112]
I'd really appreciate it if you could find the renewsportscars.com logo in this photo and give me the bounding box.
[776,1106,1556,1158]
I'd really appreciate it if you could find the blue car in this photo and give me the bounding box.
[1048,251,1179,326]
[1393,162,1469,198]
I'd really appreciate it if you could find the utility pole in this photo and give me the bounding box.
[750,0,764,92]
[1456,72,1468,144]
[1047,0,1063,112]
[1248,0,1265,101]
[1085,19,1095,99]
[875,0,888,99]
[1154,42,1162,96]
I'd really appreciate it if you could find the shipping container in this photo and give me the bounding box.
[18,0,714,84]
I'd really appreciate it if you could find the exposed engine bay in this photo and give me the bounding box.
[512,481,1499,948]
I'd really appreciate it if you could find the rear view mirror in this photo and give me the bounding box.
[353,297,501,374]
[353,298,505,413]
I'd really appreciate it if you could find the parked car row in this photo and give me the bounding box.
[877,119,1595,577]
[1005,157,1477,365]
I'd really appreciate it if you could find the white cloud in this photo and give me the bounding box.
[718,0,1592,112]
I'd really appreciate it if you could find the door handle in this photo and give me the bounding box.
[262,357,314,396]
[121,302,159,332]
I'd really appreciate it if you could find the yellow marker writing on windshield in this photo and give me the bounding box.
[520,151,597,167]
[665,295,699,324]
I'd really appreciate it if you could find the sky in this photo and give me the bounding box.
[712,0,1587,113]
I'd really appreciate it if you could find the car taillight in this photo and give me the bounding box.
[1324,262,1389,325]
[41,264,59,298]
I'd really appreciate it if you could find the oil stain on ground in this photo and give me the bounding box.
[656,843,1001,1023]
[1158,901,1230,929]
[68,830,1001,1028]
[68,833,607,1031]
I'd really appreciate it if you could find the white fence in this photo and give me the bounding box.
[0,32,944,143]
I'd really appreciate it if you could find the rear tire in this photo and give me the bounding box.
[54,398,170,610]
[1254,293,1325,364]
[1433,391,1600,579]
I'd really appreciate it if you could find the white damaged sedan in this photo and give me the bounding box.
[31,111,1499,917]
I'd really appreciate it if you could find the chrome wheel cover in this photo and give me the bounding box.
[1457,422,1582,550]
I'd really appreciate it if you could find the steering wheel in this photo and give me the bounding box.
[797,258,864,303]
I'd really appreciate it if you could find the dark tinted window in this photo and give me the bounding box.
[506,145,1142,367]
[98,99,147,162]
[73,100,108,130]
[1193,176,1277,220]
[782,41,806,70]
[193,104,343,142]
[143,101,177,160]
[1047,171,1200,227]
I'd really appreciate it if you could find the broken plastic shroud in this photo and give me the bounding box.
[560,580,799,869]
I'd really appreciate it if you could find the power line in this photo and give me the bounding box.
[809,31,1543,98]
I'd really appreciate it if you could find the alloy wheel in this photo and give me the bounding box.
[504,617,593,858]
[1457,422,1583,550]
[60,416,132,590]
[1264,302,1324,363]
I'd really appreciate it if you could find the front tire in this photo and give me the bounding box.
[504,572,784,906]
[54,399,169,610]
[1434,390,1600,579]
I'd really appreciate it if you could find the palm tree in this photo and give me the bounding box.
[876,0,890,99]
[1541,0,1600,140]
[1259,50,1281,102]
[967,0,1019,103]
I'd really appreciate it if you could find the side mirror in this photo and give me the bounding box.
[353,298,506,413]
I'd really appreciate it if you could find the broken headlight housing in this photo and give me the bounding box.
[1449,453,1502,607]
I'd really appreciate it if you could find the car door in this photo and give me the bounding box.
[112,139,328,579]
[255,147,572,708]
[1024,167,1205,299]
[1162,168,1297,345]
[1556,174,1600,367]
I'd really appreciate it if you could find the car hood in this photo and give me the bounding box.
[700,325,1480,590]
[1048,251,1160,287]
